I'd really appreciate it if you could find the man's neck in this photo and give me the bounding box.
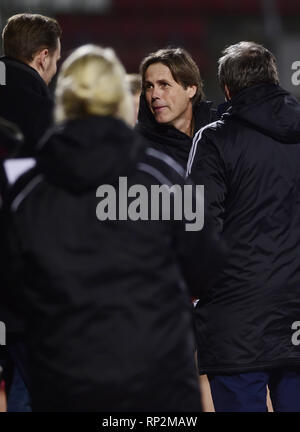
[172,104,194,137]
[173,116,194,137]
[27,60,44,82]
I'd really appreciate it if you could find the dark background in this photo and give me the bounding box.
[1,0,300,104]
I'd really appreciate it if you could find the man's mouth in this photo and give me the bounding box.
[152,105,167,113]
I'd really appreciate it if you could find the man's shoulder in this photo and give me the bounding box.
[193,119,227,144]
[187,119,235,176]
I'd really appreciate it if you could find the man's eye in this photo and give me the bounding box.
[161,82,169,88]
[145,83,153,90]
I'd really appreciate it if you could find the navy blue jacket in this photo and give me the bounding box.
[188,84,300,374]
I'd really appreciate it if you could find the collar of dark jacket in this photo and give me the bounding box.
[0,56,51,96]
[137,94,214,142]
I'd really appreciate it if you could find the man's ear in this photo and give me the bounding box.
[224,84,231,101]
[187,85,197,100]
[34,48,49,71]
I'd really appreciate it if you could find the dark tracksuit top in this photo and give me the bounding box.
[188,83,300,375]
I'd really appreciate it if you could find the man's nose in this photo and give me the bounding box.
[151,85,161,100]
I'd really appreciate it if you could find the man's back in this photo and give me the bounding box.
[189,83,300,374]
[0,13,61,157]
[0,57,53,156]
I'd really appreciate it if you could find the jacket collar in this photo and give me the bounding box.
[137,94,214,141]
[1,56,50,95]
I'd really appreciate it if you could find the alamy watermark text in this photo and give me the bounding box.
[0,61,6,86]
[96,177,204,231]
[0,321,6,346]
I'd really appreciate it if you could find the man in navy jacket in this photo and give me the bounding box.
[187,41,300,412]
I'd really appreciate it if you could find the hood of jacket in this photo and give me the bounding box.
[225,83,300,144]
[37,116,143,193]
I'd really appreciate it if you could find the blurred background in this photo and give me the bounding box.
[0,0,300,106]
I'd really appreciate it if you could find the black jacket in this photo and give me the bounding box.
[0,116,23,194]
[188,83,300,374]
[4,115,222,411]
[0,116,23,159]
[136,94,216,168]
[0,118,23,346]
[0,56,53,157]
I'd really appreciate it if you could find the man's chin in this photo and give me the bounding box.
[154,115,171,125]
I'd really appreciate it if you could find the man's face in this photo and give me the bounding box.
[43,38,61,85]
[144,62,196,132]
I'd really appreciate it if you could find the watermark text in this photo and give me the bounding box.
[0,61,6,86]
[96,177,204,231]
[0,321,6,346]
[291,61,300,86]
[292,321,300,346]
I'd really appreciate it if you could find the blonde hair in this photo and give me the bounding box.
[55,44,134,125]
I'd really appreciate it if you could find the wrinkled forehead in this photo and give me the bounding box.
[144,62,175,83]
